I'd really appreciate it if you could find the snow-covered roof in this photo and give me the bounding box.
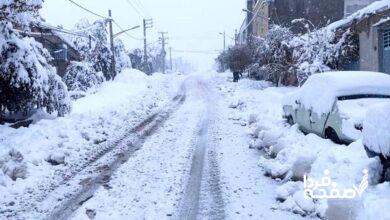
[284,71,390,114]
[328,0,390,30]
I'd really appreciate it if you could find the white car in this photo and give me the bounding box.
[283,71,390,144]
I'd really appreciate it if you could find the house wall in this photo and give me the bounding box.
[252,1,269,38]
[354,9,390,73]
[359,27,380,72]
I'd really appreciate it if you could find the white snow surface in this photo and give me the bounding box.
[284,71,390,114]
[363,103,390,156]
[1,69,390,219]
[0,69,185,216]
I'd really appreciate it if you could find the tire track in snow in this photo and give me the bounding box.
[8,87,186,220]
[178,79,225,220]
[45,93,186,220]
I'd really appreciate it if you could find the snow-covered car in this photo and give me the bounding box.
[363,103,390,180]
[283,71,390,144]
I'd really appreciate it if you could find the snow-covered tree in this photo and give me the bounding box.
[129,48,143,70]
[72,19,114,80]
[63,62,104,94]
[0,0,42,28]
[249,26,295,86]
[0,0,71,119]
[114,39,131,73]
[0,22,71,118]
[291,25,357,85]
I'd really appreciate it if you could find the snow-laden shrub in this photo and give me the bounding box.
[72,19,114,80]
[363,103,390,156]
[63,61,104,94]
[114,39,131,73]
[291,26,358,85]
[215,50,229,72]
[0,22,71,118]
[249,26,296,86]
[217,23,357,87]
[129,48,143,70]
[0,0,42,28]
[217,44,253,74]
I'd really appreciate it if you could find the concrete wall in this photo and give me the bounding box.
[354,9,390,73]
[359,27,380,72]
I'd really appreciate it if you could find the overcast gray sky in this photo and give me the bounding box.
[41,0,245,70]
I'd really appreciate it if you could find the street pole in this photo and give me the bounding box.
[108,10,116,79]
[169,47,173,72]
[159,32,168,74]
[235,29,238,45]
[143,19,147,69]
[223,31,226,51]
[143,18,153,74]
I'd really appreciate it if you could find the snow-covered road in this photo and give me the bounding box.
[65,73,305,220]
[3,70,387,220]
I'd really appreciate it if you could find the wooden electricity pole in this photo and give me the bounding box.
[159,32,168,74]
[143,18,153,73]
[169,47,173,72]
[108,10,116,79]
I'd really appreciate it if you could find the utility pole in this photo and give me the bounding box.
[108,10,116,79]
[219,31,226,51]
[143,18,153,74]
[235,29,238,45]
[223,31,226,51]
[169,47,173,72]
[158,32,168,74]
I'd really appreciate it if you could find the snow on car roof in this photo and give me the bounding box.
[284,71,390,115]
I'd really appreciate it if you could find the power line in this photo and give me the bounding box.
[134,0,149,17]
[124,0,144,18]
[67,0,108,19]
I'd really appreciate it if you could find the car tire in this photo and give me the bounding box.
[325,127,342,144]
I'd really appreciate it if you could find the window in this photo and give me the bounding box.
[384,29,390,50]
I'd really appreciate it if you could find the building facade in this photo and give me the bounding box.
[351,9,390,74]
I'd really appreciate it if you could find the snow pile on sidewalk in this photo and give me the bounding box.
[0,69,184,212]
[221,73,388,219]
